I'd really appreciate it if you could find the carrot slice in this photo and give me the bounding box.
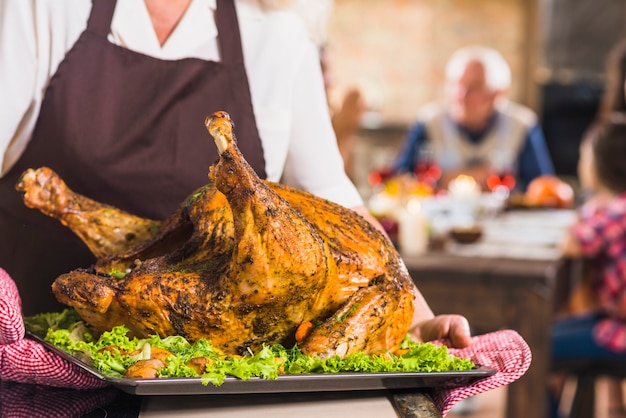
[295,321,314,343]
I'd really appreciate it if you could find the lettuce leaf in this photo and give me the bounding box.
[24,310,475,383]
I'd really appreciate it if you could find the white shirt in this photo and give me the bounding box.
[0,0,363,208]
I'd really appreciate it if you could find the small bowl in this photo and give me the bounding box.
[449,226,483,244]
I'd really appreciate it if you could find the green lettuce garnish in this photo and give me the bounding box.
[24,309,474,384]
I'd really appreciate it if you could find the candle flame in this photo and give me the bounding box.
[455,174,476,186]
[448,175,480,198]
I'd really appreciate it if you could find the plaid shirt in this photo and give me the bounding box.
[574,193,626,352]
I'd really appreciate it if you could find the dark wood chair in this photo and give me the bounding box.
[553,358,626,418]
[551,259,626,417]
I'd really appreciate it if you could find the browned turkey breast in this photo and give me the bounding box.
[16,111,415,358]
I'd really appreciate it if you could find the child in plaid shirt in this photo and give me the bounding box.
[550,121,626,418]
[556,122,626,356]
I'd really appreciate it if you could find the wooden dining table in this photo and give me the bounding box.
[402,208,578,418]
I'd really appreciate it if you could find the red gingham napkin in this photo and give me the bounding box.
[0,268,107,389]
[432,329,532,416]
[0,381,117,418]
[0,267,23,345]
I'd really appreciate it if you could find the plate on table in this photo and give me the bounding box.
[27,332,496,396]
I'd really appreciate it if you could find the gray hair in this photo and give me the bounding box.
[445,46,512,92]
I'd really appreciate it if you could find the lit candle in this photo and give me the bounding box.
[448,175,480,200]
[447,175,481,228]
[398,198,429,256]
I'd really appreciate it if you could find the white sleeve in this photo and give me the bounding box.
[280,41,364,209]
[0,0,38,176]
[0,0,88,177]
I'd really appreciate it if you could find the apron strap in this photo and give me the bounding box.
[216,0,245,65]
[87,0,118,38]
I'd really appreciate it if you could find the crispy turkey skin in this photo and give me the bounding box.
[17,111,415,358]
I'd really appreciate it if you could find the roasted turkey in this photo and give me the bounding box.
[16,111,415,358]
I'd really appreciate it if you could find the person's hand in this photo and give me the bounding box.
[410,315,531,415]
[332,87,366,143]
[410,314,472,348]
[0,268,106,389]
[431,329,532,416]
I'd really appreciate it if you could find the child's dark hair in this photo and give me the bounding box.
[592,121,626,194]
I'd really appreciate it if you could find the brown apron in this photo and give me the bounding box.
[0,0,266,315]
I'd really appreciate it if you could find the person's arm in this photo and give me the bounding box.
[568,192,613,255]
[0,1,38,176]
[515,124,555,191]
[280,31,363,209]
[560,228,584,257]
[560,209,607,259]
[0,1,88,177]
[332,87,366,180]
[408,283,472,348]
[391,122,427,175]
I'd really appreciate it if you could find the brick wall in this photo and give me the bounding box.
[326,0,535,126]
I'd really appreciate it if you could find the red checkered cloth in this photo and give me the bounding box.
[0,268,106,389]
[432,329,532,416]
[0,381,117,418]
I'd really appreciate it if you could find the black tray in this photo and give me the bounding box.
[27,332,496,396]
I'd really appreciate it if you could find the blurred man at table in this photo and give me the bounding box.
[391,45,555,192]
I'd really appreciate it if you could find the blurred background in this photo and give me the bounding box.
[323,0,626,197]
[317,3,626,417]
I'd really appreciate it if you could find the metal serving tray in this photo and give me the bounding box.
[28,332,496,396]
